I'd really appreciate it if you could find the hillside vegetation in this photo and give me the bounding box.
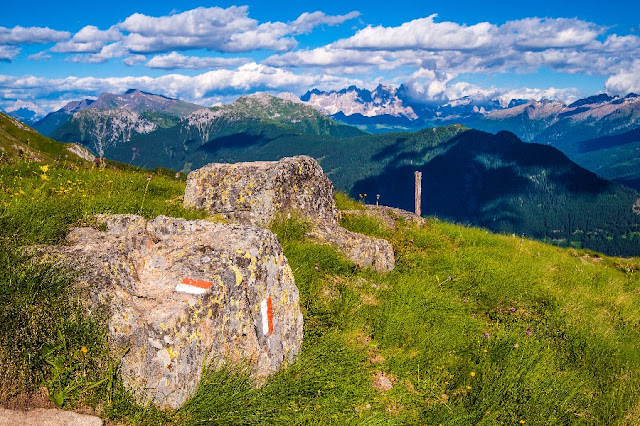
[0,112,93,164]
[1,147,640,424]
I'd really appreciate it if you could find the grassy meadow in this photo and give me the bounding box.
[1,155,640,424]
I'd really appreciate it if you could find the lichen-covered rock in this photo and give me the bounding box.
[184,155,340,226]
[307,224,395,272]
[342,205,425,231]
[47,214,303,409]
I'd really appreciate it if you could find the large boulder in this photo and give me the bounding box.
[47,215,303,409]
[184,155,340,226]
[184,156,395,272]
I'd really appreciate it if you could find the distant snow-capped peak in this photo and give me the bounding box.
[300,84,418,120]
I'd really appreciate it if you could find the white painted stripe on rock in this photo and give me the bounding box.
[175,283,208,295]
[261,298,269,336]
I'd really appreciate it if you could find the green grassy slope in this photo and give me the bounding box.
[2,117,640,423]
[2,155,640,423]
[0,112,92,164]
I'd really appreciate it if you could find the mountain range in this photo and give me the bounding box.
[22,89,640,257]
[297,87,640,190]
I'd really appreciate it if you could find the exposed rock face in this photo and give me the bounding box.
[48,215,303,409]
[184,155,340,227]
[307,224,395,272]
[184,156,395,272]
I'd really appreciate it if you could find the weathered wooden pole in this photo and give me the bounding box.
[414,171,422,216]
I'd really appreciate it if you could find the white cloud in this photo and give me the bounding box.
[58,6,359,63]
[264,47,390,67]
[334,14,494,51]
[605,65,640,94]
[289,11,361,34]
[0,25,70,45]
[403,71,580,105]
[499,18,602,49]
[334,15,603,52]
[28,50,51,61]
[145,52,251,69]
[0,46,20,61]
[122,55,147,66]
[266,14,639,89]
[117,6,359,53]
[5,99,46,116]
[67,42,128,63]
[51,25,122,53]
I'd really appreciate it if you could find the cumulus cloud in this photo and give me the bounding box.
[56,6,359,63]
[334,14,494,51]
[117,6,359,54]
[333,15,602,51]
[51,25,122,53]
[605,65,640,94]
[499,17,602,49]
[0,45,20,61]
[66,42,128,63]
[0,25,70,45]
[403,70,579,106]
[145,52,251,69]
[272,14,639,89]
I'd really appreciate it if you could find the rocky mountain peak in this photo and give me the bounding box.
[300,84,417,119]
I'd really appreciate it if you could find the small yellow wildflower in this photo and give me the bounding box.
[519,421,526,424]
[483,349,488,353]
[81,346,88,353]
[470,372,476,377]
[39,165,49,173]
[466,385,472,390]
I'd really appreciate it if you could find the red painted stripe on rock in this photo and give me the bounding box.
[181,277,213,289]
[267,297,274,335]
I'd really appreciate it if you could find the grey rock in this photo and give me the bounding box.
[307,224,395,272]
[48,214,303,409]
[184,155,340,227]
[0,408,102,426]
[342,205,425,231]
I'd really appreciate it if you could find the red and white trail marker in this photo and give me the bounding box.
[261,297,274,336]
[175,277,213,295]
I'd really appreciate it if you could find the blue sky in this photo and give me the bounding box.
[1,0,639,114]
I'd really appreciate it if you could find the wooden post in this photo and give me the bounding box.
[414,171,422,216]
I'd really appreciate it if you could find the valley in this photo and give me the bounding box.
[25,90,640,257]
